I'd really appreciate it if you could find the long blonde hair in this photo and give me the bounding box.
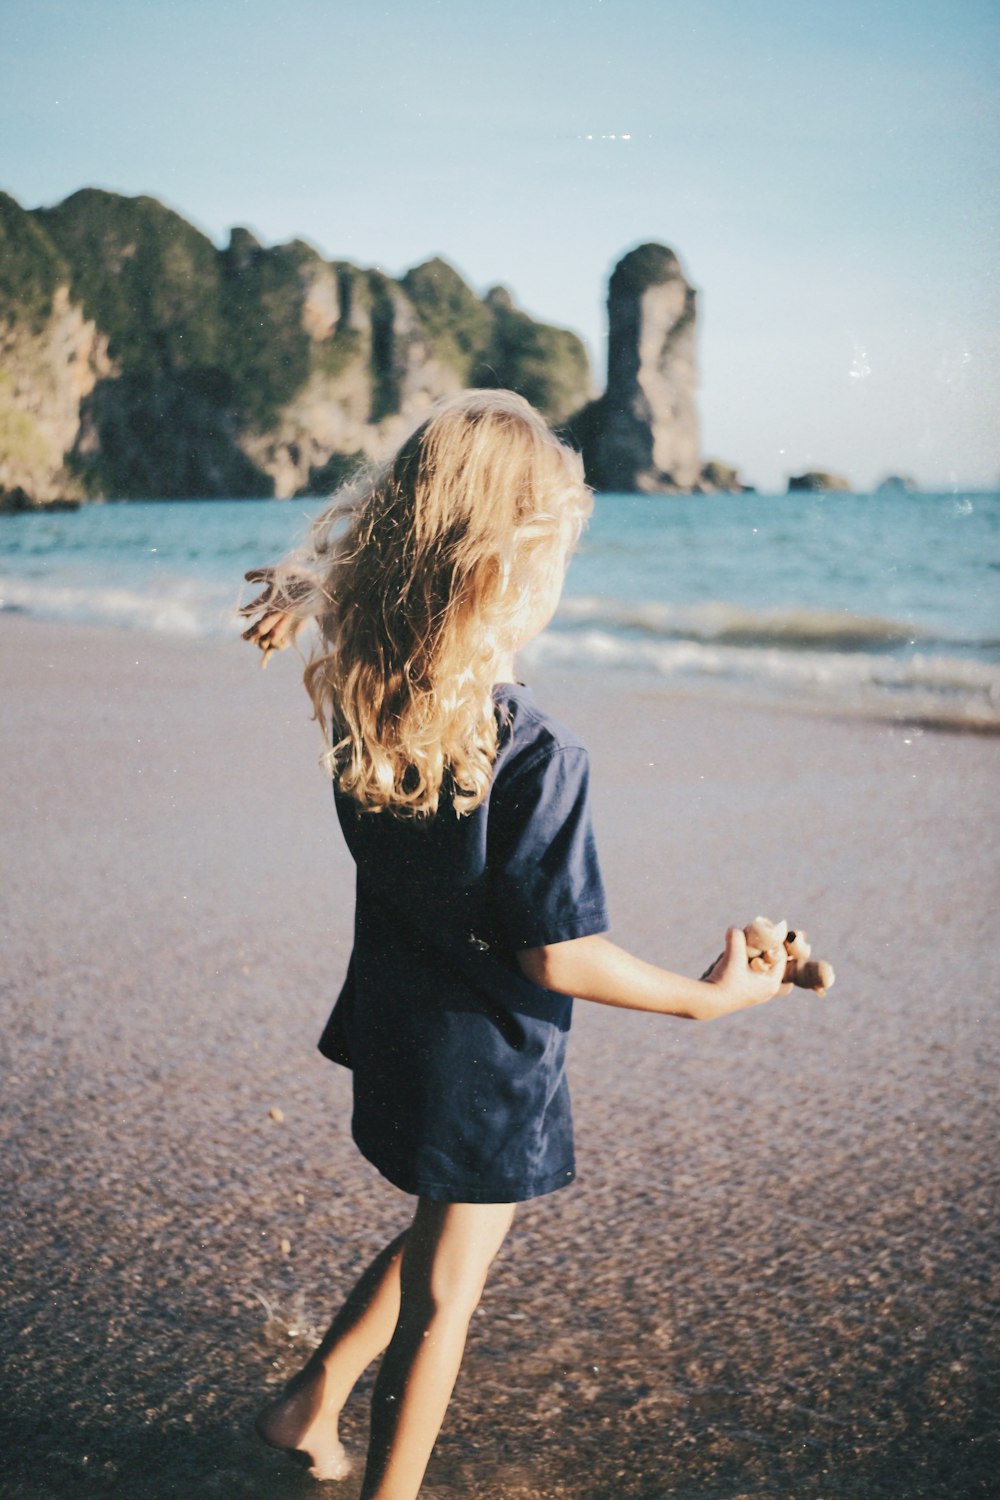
[281,390,591,816]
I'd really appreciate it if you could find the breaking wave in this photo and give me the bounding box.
[3,574,998,731]
[0,575,239,638]
[524,623,1000,730]
[554,596,987,653]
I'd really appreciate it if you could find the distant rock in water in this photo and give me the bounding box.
[875,473,919,494]
[572,244,700,493]
[787,471,851,493]
[697,460,753,494]
[0,484,80,512]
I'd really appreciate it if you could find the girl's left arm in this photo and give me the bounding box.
[517,927,790,1022]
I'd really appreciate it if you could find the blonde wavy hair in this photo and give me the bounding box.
[274,390,592,816]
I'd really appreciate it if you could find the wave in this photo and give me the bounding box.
[555,596,959,652]
[0,574,239,638]
[524,628,1000,731]
[5,574,998,730]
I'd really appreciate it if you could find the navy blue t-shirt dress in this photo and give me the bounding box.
[318,684,610,1203]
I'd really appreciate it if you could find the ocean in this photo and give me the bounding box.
[2,490,998,730]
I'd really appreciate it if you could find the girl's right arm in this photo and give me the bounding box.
[517,927,789,1022]
[239,567,318,665]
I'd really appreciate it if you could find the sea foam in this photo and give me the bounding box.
[0,574,238,639]
[524,623,1000,730]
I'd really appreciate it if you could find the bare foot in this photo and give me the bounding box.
[256,1366,352,1482]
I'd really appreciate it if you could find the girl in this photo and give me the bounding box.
[240,390,788,1498]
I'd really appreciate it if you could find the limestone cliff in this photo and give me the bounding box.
[0,194,114,500]
[0,191,710,502]
[572,244,700,493]
[0,190,593,501]
[0,285,114,501]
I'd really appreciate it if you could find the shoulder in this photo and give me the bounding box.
[492,684,590,789]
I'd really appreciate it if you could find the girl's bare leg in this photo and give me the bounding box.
[360,1198,515,1500]
[257,1230,408,1479]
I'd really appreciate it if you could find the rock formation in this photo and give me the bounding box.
[696,460,754,494]
[787,471,851,493]
[0,190,593,502]
[0,194,116,502]
[0,190,714,503]
[875,474,918,494]
[571,244,700,492]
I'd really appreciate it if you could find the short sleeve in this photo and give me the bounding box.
[488,744,610,950]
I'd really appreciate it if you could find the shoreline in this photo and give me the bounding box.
[1,616,997,1498]
[4,611,998,739]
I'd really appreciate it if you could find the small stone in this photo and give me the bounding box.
[269,1107,284,1123]
[280,1237,291,1256]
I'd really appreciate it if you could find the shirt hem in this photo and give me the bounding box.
[354,1137,577,1204]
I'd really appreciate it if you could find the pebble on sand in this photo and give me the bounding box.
[268,1106,284,1123]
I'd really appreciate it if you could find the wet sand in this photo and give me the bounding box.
[1,616,997,1499]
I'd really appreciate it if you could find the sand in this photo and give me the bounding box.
[1,615,997,1499]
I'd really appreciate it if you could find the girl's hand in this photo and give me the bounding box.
[239,568,314,666]
[702,927,792,1012]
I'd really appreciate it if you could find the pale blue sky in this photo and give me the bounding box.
[3,0,998,489]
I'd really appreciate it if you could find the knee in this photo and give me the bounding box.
[401,1257,488,1327]
[399,1201,513,1326]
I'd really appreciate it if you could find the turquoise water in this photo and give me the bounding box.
[2,490,998,727]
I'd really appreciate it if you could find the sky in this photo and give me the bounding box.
[3,0,998,491]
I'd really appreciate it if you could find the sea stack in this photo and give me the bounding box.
[576,243,700,492]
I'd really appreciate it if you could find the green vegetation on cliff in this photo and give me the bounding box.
[220,230,315,427]
[475,292,592,423]
[30,191,267,496]
[0,192,68,326]
[36,193,317,430]
[403,262,591,422]
[37,189,224,372]
[402,258,493,376]
[367,270,403,424]
[609,242,683,297]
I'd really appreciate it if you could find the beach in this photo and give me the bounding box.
[1,615,996,1499]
